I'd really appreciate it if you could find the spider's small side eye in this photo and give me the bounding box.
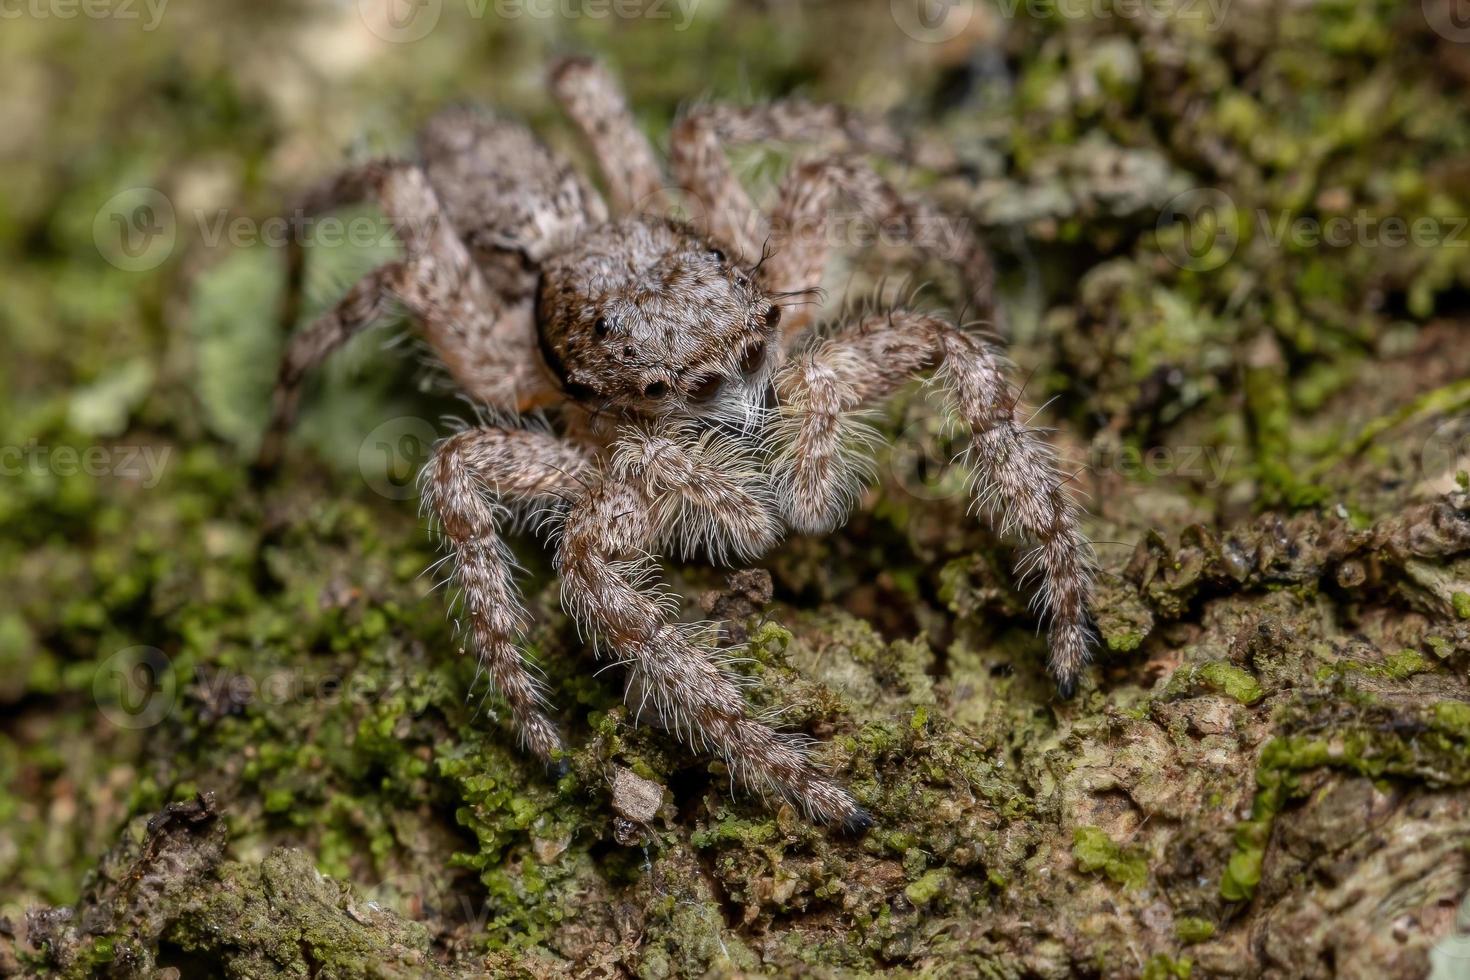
[643,381,669,399]
[710,248,726,263]
[764,305,781,330]
[687,373,723,402]
[740,340,767,375]
[594,316,609,335]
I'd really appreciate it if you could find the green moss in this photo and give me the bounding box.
[1381,649,1430,680]
[1244,352,1330,508]
[1432,701,1470,740]
[746,620,794,661]
[1165,661,1265,705]
[1174,916,1215,944]
[1453,592,1470,620]
[1196,662,1266,705]
[903,869,949,906]
[1071,826,1149,891]
[690,817,780,849]
[1142,954,1194,979]
[1320,648,1433,682]
[1223,715,1470,901]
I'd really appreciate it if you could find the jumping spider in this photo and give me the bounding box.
[258,59,1095,829]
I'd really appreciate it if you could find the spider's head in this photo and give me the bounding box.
[536,217,782,429]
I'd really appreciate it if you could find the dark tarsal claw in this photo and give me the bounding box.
[841,808,875,836]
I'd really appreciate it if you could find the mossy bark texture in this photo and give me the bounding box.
[4,2,1470,977]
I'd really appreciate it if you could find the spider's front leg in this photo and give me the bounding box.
[668,100,958,264]
[422,426,593,765]
[550,57,665,215]
[760,158,1000,339]
[556,439,866,828]
[261,111,591,473]
[771,309,1095,694]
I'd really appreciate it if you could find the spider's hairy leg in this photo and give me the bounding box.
[770,309,1095,695]
[276,158,402,336]
[677,100,957,172]
[759,158,999,340]
[667,107,764,263]
[550,57,665,215]
[556,479,868,829]
[668,99,961,268]
[257,162,558,472]
[422,426,592,767]
[257,259,406,472]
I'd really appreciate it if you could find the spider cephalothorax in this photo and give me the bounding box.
[536,217,780,428]
[258,58,1096,830]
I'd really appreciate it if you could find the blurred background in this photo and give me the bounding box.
[3,1,1470,976]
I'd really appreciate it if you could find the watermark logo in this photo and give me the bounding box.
[96,184,974,274]
[1429,889,1470,968]
[889,416,973,501]
[358,0,442,42]
[885,405,1238,502]
[93,187,176,272]
[94,194,435,271]
[94,645,176,730]
[1093,443,1236,487]
[630,182,712,236]
[1157,188,1239,272]
[1420,417,1470,488]
[1425,0,1470,43]
[891,0,976,42]
[360,416,438,500]
[1380,869,1470,968]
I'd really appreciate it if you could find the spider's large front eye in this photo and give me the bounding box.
[643,381,669,399]
[687,372,723,402]
[594,316,609,335]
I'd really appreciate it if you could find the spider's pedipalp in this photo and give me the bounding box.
[770,308,1097,694]
[611,420,780,564]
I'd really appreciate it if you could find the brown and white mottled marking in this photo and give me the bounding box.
[259,57,1096,830]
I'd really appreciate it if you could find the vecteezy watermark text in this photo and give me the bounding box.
[1092,443,1236,487]
[356,0,702,43]
[1157,188,1470,271]
[0,0,168,30]
[95,644,422,731]
[96,187,979,274]
[890,0,1230,44]
[992,0,1229,27]
[1,442,171,489]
